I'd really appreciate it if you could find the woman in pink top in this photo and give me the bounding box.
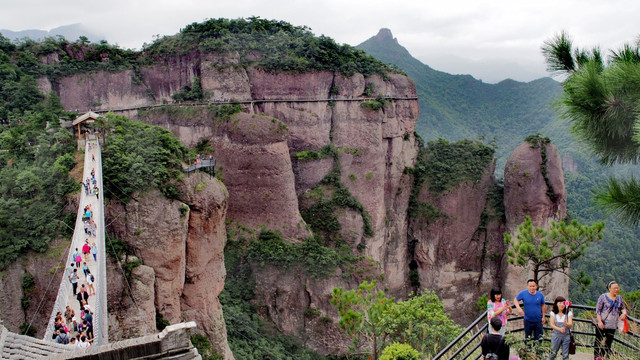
[82,240,91,261]
[487,288,511,335]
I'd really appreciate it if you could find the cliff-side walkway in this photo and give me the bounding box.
[89,96,419,115]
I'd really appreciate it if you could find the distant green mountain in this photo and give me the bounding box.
[0,23,105,44]
[357,28,562,170]
[357,28,640,303]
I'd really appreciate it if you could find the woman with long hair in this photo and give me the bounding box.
[548,296,573,360]
[487,288,511,335]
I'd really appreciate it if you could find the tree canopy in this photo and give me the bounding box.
[542,31,640,225]
[331,281,461,359]
[100,113,191,202]
[504,216,604,286]
[0,35,78,267]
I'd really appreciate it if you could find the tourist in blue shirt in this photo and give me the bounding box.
[514,279,546,340]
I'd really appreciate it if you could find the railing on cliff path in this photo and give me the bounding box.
[94,139,108,346]
[43,138,108,346]
[79,96,418,115]
[433,303,640,360]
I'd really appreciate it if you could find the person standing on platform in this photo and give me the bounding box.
[594,281,628,359]
[514,279,546,341]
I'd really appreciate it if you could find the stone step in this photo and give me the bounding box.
[2,332,69,359]
[156,346,202,360]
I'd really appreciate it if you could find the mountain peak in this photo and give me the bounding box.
[375,28,395,42]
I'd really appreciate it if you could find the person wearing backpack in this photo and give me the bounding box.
[86,270,95,295]
[481,317,509,360]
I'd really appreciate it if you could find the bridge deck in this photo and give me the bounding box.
[43,138,107,347]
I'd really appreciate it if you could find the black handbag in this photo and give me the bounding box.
[569,333,576,355]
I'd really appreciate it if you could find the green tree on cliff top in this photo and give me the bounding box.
[542,31,640,225]
[504,216,604,286]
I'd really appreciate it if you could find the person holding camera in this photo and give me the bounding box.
[594,281,627,359]
[548,296,573,360]
[487,288,511,335]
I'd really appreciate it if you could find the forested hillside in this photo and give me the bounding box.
[356,29,561,171]
[357,29,640,304]
[0,36,78,268]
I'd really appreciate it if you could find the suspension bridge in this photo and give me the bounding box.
[0,138,201,359]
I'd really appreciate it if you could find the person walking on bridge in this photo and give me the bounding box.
[69,269,79,295]
[73,248,82,268]
[82,240,91,261]
[86,270,95,295]
[91,242,97,261]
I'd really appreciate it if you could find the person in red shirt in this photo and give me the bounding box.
[82,240,91,261]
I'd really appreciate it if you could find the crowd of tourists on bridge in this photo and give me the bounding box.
[60,237,99,347]
[481,279,629,360]
[82,168,99,200]
[54,142,101,348]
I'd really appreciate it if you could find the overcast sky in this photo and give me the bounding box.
[2,0,639,83]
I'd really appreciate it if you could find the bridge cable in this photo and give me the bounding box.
[104,227,139,309]
[23,233,73,336]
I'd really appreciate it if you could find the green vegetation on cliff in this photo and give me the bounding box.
[101,113,191,201]
[220,226,328,360]
[144,17,401,76]
[407,136,494,222]
[2,34,138,81]
[300,144,374,238]
[0,36,78,268]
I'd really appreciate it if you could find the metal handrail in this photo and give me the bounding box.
[433,302,640,360]
[433,310,491,359]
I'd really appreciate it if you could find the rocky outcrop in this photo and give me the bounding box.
[105,174,232,359]
[38,45,571,356]
[0,237,69,338]
[503,141,567,300]
[209,112,311,240]
[108,262,157,340]
[410,162,506,324]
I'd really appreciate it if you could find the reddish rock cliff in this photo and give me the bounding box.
[410,162,506,324]
[38,49,568,356]
[503,141,567,300]
[105,174,232,359]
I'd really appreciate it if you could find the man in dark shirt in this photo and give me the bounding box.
[481,317,509,360]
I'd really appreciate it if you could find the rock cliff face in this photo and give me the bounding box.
[410,162,506,324]
[503,141,568,300]
[105,174,233,359]
[38,50,568,356]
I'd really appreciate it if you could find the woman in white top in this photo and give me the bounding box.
[548,296,573,360]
